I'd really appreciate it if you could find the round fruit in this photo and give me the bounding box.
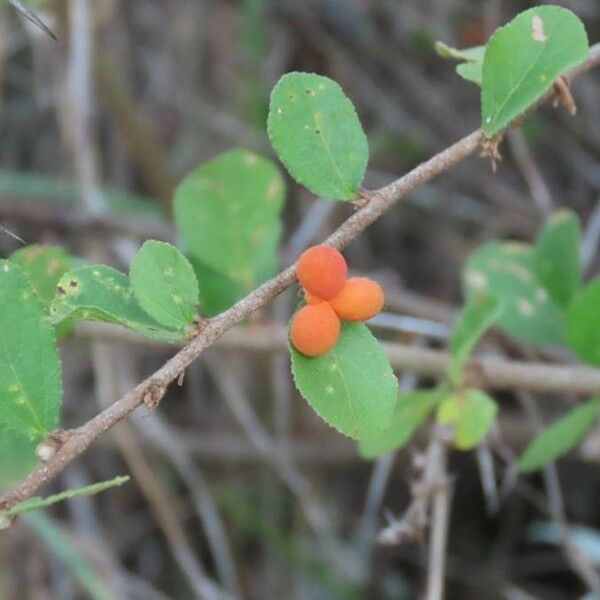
[329,277,385,322]
[304,290,324,305]
[296,245,347,300]
[290,302,341,357]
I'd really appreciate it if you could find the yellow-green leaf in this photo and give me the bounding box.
[437,389,497,450]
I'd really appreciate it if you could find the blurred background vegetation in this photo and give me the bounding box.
[1,1,600,599]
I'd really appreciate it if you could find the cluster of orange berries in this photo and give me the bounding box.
[290,245,385,357]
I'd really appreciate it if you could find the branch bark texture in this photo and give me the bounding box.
[2,43,600,512]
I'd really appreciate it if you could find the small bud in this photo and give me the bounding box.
[36,438,60,462]
[0,516,12,530]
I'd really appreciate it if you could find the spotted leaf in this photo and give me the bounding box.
[130,241,199,330]
[0,261,62,440]
[174,149,285,291]
[268,72,368,200]
[463,242,566,347]
[0,429,37,487]
[534,210,581,308]
[10,245,76,307]
[49,265,186,343]
[481,6,588,135]
[10,244,80,338]
[290,321,398,441]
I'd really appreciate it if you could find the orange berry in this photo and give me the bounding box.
[290,302,341,357]
[297,245,347,300]
[304,290,324,305]
[329,277,385,322]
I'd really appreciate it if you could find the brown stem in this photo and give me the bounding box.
[2,43,600,513]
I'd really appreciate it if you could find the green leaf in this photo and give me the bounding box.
[267,72,369,200]
[435,41,484,84]
[359,389,441,458]
[566,277,600,365]
[0,429,37,487]
[10,245,74,306]
[435,42,485,63]
[463,242,566,347]
[481,6,588,135]
[188,255,245,318]
[534,209,581,307]
[187,218,282,318]
[456,62,483,84]
[49,265,186,343]
[437,389,497,450]
[0,261,62,440]
[448,294,501,385]
[518,398,600,472]
[10,245,80,338]
[1,475,130,519]
[130,241,199,330]
[175,149,284,291]
[290,322,398,441]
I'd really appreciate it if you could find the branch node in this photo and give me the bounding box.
[353,188,375,209]
[479,135,503,172]
[553,75,577,116]
[143,384,167,410]
[187,316,209,340]
[35,430,73,463]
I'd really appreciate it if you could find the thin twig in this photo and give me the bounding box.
[507,130,553,217]
[581,196,600,273]
[1,43,600,512]
[379,426,449,546]
[7,0,57,40]
[77,321,600,397]
[67,0,103,215]
[425,428,451,600]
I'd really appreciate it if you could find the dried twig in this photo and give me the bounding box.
[378,426,450,547]
[425,429,452,600]
[78,321,600,397]
[2,43,600,513]
[7,0,57,40]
